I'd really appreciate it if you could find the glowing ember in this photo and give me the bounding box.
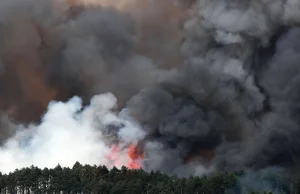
[106,144,144,169]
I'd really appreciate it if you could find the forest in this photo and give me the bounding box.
[0,162,297,194]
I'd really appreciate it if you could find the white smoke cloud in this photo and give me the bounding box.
[0,93,145,174]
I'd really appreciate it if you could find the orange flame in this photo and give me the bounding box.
[106,143,144,169]
[127,144,144,169]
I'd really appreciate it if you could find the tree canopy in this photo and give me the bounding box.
[0,163,295,194]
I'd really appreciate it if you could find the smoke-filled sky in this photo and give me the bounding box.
[0,0,300,180]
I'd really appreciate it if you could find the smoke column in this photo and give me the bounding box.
[0,0,299,182]
[0,93,145,174]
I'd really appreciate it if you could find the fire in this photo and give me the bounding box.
[106,143,144,169]
[105,144,122,168]
[127,144,144,169]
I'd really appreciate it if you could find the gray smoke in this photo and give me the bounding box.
[57,6,159,98]
[0,0,163,138]
[216,27,300,172]
[122,0,300,176]
[0,114,17,143]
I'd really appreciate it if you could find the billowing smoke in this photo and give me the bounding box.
[0,0,299,179]
[0,0,179,125]
[0,93,145,174]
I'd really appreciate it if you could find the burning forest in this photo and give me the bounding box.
[0,0,299,189]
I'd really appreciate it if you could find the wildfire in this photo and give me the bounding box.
[106,143,144,169]
[127,144,144,169]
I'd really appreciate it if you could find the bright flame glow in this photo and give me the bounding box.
[106,143,144,169]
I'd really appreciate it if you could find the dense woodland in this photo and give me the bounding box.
[0,162,297,194]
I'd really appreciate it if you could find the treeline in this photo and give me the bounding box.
[0,162,295,194]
